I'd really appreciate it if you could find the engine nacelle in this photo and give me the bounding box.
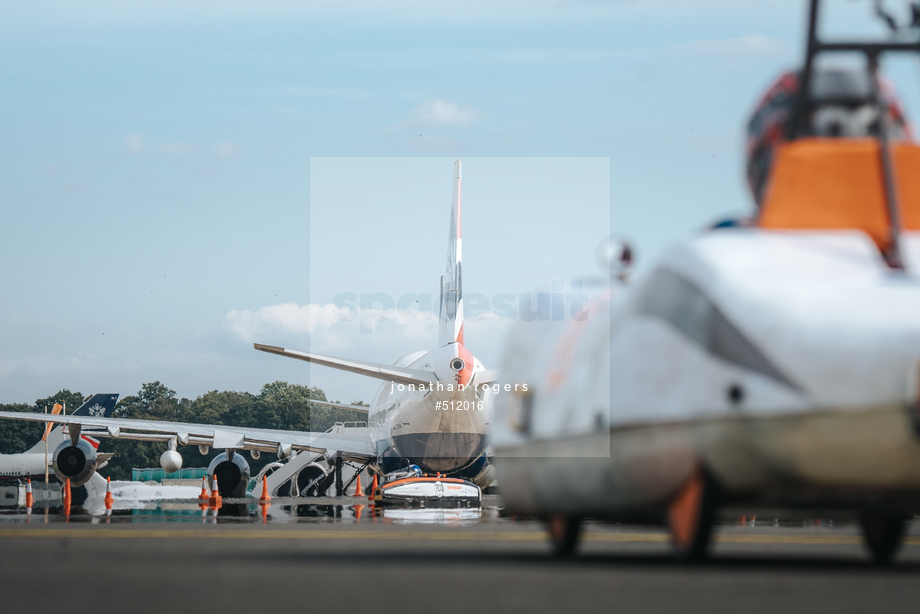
[160,449,183,474]
[52,439,98,487]
[208,452,250,498]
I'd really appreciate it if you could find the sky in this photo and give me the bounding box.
[2,0,919,404]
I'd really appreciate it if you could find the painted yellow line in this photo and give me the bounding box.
[715,534,864,545]
[584,533,876,545]
[0,528,547,541]
[584,532,669,543]
[0,527,915,547]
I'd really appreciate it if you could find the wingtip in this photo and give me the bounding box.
[254,343,284,354]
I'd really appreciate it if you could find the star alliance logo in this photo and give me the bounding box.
[88,404,106,417]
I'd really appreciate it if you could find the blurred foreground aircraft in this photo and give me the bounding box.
[490,0,920,562]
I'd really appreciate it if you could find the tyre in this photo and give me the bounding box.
[546,515,582,556]
[667,469,720,561]
[861,513,906,564]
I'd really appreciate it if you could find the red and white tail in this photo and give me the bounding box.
[438,159,464,347]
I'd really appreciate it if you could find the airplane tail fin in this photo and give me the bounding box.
[437,159,464,347]
[24,393,119,454]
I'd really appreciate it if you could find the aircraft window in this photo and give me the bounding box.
[635,268,798,390]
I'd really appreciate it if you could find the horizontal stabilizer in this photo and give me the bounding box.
[254,343,438,387]
[472,370,499,386]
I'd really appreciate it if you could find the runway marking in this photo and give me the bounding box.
[0,527,914,547]
[0,528,548,541]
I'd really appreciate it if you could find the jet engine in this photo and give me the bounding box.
[52,439,97,487]
[160,449,183,474]
[292,462,333,496]
[207,452,250,498]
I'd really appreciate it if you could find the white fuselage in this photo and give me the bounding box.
[491,229,920,516]
[367,342,494,475]
[0,452,52,481]
[0,427,69,482]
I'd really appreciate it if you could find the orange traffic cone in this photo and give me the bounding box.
[104,477,114,512]
[259,477,271,506]
[209,476,222,509]
[25,479,33,509]
[198,476,209,502]
[368,474,378,501]
[353,474,363,497]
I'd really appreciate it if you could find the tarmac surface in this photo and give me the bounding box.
[2,497,920,614]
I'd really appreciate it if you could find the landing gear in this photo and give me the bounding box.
[546,516,582,556]
[667,469,719,561]
[861,512,906,564]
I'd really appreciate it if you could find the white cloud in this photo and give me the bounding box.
[227,303,354,340]
[415,99,479,126]
[225,302,437,344]
[0,351,95,379]
[389,99,482,133]
[224,301,512,363]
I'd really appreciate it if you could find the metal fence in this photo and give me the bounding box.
[131,467,209,482]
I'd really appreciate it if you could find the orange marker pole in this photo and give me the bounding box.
[25,479,34,509]
[353,474,362,497]
[259,477,271,506]
[63,479,71,518]
[368,474,378,502]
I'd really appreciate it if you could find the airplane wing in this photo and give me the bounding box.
[254,343,438,387]
[0,411,376,462]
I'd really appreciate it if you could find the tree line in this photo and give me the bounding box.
[0,381,368,480]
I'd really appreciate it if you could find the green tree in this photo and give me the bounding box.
[34,390,85,415]
[0,403,44,454]
[115,381,182,420]
[0,389,86,455]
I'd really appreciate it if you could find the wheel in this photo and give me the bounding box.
[546,516,582,556]
[667,469,720,561]
[861,513,906,564]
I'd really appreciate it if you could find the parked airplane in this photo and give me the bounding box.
[490,0,920,563]
[0,160,498,500]
[0,394,119,486]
